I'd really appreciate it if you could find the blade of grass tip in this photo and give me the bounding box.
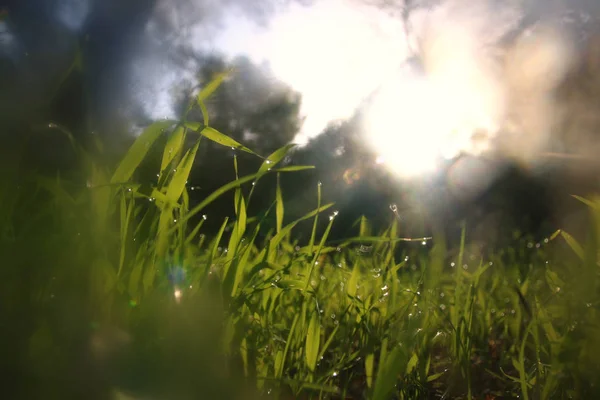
[246,143,296,209]
[160,125,186,173]
[559,230,585,261]
[155,207,174,260]
[571,194,598,209]
[372,345,407,400]
[185,122,259,156]
[111,120,175,184]
[211,217,229,266]
[117,194,134,278]
[191,69,232,122]
[305,311,320,375]
[258,143,297,176]
[224,195,247,280]
[276,173,284,234]
[165,140,199,204]
[317,323,339,362]
[308,181,322,254]
[267,203,335,263]
[275,314,300,379]
[273,165,315,172]
[197,69,231,103]
[365,353,375,388]
[171,173,258,232]
[184,218,205,245]
[305,215,335,290]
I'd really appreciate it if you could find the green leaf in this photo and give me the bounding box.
[406,353,418,374]
[373,345,406,400]
[268,203,334,260]
[111,120,174,184]
[365,353,374,388]
[572,194,598,209]
[305,311,320,372]
[212,218,230,263]
[276,173,283,234]
[160,125,185,172]
[185,123,258,156]
[426,371,447,382]
[170,173,258,231]
[128,262,143,298]
[560,230,584,260]
[273,165,315,172]
[258,143,296,176]
[165,140,199,204]
[197,70,230,103]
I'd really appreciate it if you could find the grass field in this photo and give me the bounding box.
[2,78,600,399]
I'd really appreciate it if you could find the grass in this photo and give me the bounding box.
[3,75,600,400]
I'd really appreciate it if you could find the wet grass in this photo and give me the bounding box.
[2,77,600,399]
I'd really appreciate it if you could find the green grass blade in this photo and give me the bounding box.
[373,346,407,400]
[111,120,174,184]
[305,311,320,373]
[560,230,584,260]
[276,173,283,234]
[171,173,258,231]
[185,123,258,156]
[160,125,185,173]
[165,140,199,204]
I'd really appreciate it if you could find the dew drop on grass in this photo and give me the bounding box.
[331,314,336,319]
[587,302,593,307]
[332,371,338,377]
[318,181,322,187]
[527,242,533,249]
[202,215,207,220]
[439,304,446,310]
[491,308,496,314]
[381,285,388,291]
[389,204,398,212]
[421,241,426,245]
[320,275,326,281]
[173,219,177,223]
[440,292,445,298]
[462,264,469,270]
[450,262,455,267]
[405,256,409,261]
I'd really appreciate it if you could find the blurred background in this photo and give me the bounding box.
[3,0,600,242]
